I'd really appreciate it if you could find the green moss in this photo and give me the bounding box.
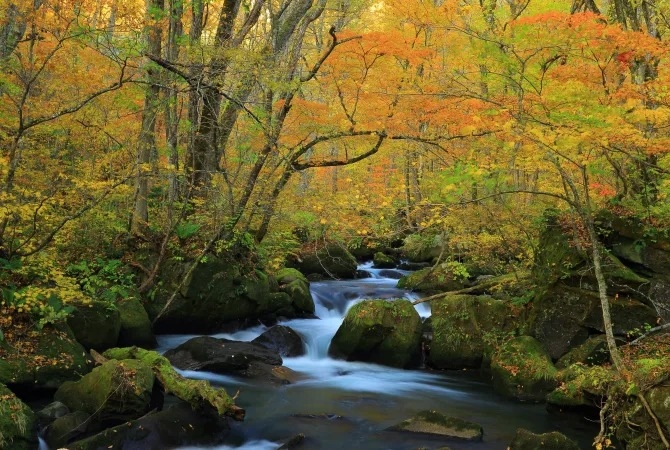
[491,336,558,401]
[397,265,465,293]
[103,347,239,417]
[117,297,156,347]
[0,384,36,450]
[329,299,422,368]
[390,410,483,441]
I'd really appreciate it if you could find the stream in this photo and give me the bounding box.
[157,263,596,450]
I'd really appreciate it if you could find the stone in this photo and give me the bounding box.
[275,268,315,314]
[508,428,580,450]
[490,336,558,402]
[387,410,483,441]
[291,243,358,279]
[252,325,306,357]
[328,299,423,368]
[54,358,155,424]
[45,410,91,448]
[0,383,37,450]
[67,299,122,351]
[427,295,518,370]
[372,252,396,269]
[397,265,465,293]
[117,297,157,348]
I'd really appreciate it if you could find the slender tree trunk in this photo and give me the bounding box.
[131,0,164,235]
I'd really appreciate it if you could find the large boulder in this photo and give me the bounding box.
[147,256,294,333]
[372,252,396,269]
[546,363,617,409]
[427,295,518,370]
[397,263,466,293]
[0,323,92,391]
[508,428,580,450]
[529,284,657,360]
[54,358,156,425]
[0,383,37,450]
[252,325,306,357]
[67,300,121,350]
[275,268,315,314]
[163,336,295,384]
[490,336,558,402]
[328,299,423,368]
[555,335,611,369]
[290,243,358,279]
[387,410,483,441]
[64,401,230,450]
[400,232,446,263]
[117,297,157,348]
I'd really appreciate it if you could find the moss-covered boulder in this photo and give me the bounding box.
[617,384,670,450]
[103,347,243,419]
[397,264,466,293]
[147,256,289,333]
[117,297,157,348]
[67,300,122,351]
[508,428,580,450]
[275,268,315,314]
[400,232,446,263]
[490,336,558,402]
[0,383,37,450]
[555,335,610,369]
[328,299,423,368]
[387,410,483,441]
[45,410,91,448]
[291,243,358,279]
[546,363,618,409]
[529,284,657,360]
[373,252,396,269]
[427,295,519,370]
[65,401,230,450]
[0,323,92,390]
[54,358,155,424]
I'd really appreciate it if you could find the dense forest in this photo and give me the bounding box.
[1,0,670,448]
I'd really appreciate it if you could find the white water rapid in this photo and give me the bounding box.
[159,263,595,450]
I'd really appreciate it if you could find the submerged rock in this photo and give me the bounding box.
[387,410,483,441]
[508,428,580,450]
[328,299,423,368]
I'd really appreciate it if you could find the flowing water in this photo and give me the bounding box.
[158,263,597,450]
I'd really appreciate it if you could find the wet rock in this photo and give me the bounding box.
[117,297,157,348]
[490,336,558,402]
[277,432,306,449]
[252,325,305,357]
[387,410,483,441]
[378,269,405,279]
[328,299,423,368]
[0,383,37,450]
[164,336,295,384]
[508,428,580,450]
[427,294,518,370]
[67,300,122,351]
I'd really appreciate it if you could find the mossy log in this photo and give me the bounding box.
[102,347,244,420]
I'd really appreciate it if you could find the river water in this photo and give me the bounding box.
[158,263,595,450]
